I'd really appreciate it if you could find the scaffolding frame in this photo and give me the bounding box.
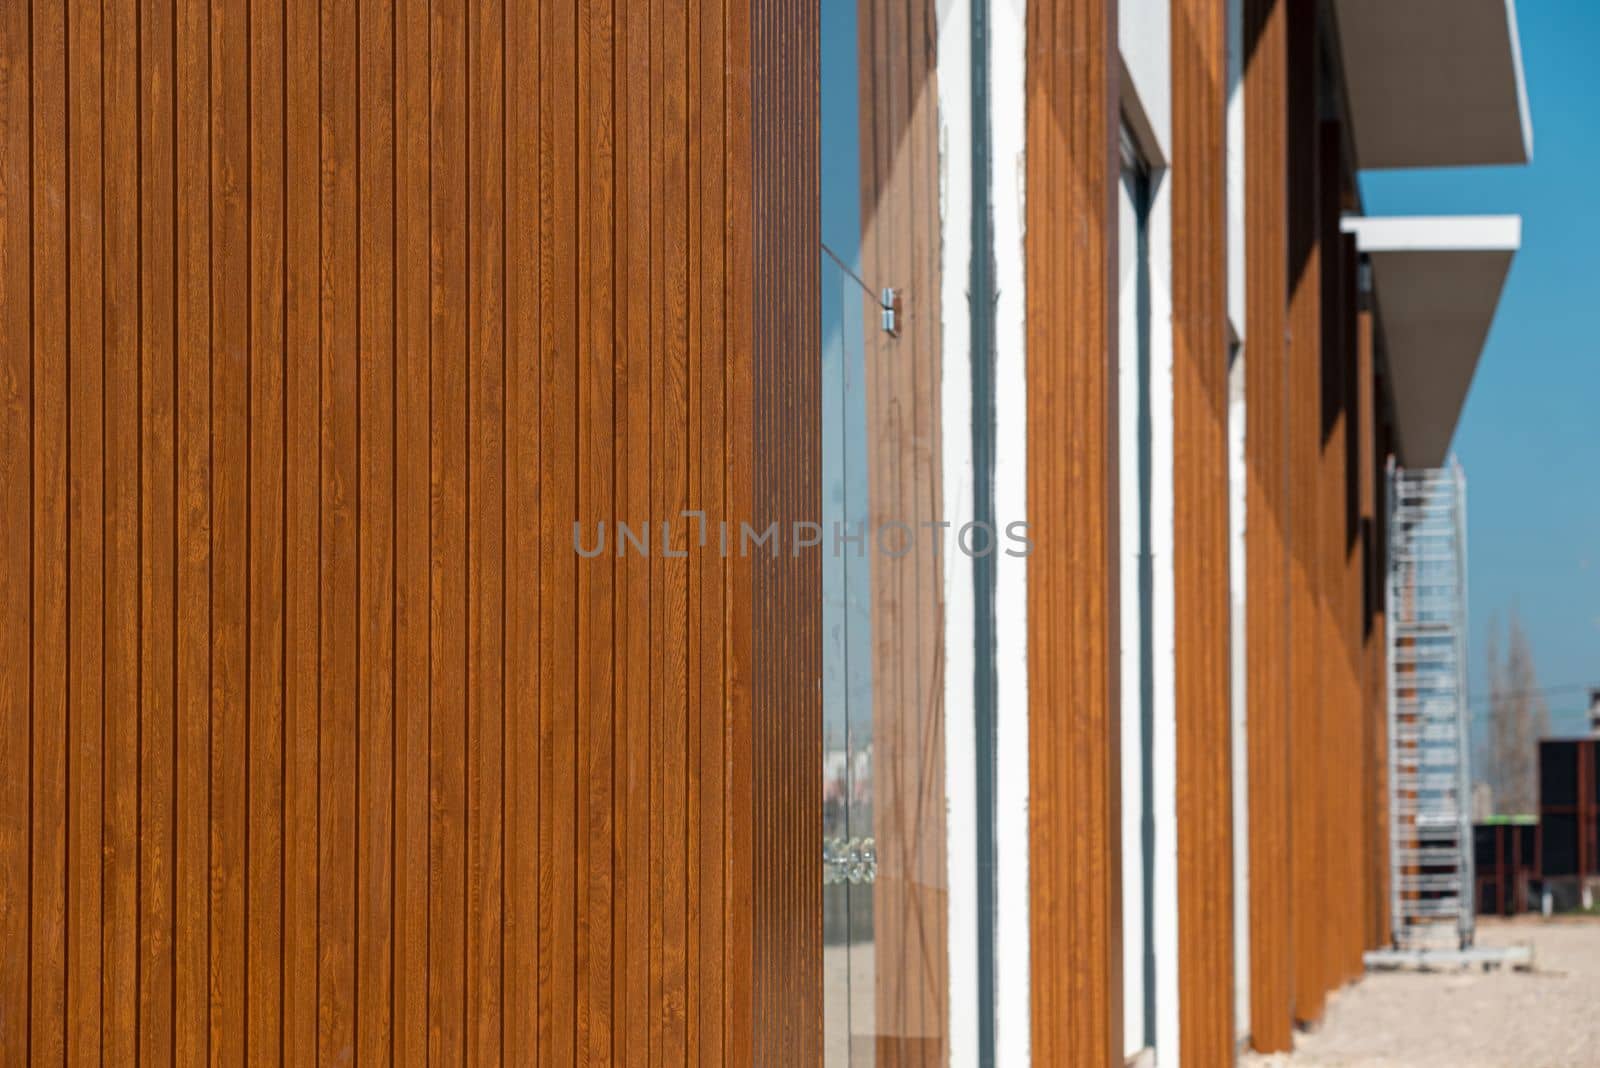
[1385,460,1475,949]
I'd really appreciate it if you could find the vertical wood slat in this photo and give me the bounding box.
[538,0,577,1057]
[1243,0,1294,1051]
[1027,0,1124,1064]
[357,0,397,1056]
[1,0,821,1061]
[395,0,434,1056]
[284,0,322,1059]
[1316,118,1348,992]
[1285,0,1325,1029]
[428,0,469,1055]
[66,0,106,1058]
[317,0,360,1055]
[693,0,728,1058]
[174,0,211,1058]
[744,0,821,1063]
[32,0,70,1057]
[466,0,504,1057]
[577,0,616,1058]
[501,0,542,1062]
[1316,133,1359,988]
[1173,0,1236,1063]
[0,0,32,1054]
[209,0,250,1053]
[138,0,179,1056]
[247,0,287,1057]
[617,0,653,1057]
[102,0,141,1053]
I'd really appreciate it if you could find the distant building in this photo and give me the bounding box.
[1589,688,1600,735]
[1473,782,1495,822]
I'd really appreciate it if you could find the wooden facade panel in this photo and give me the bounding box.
[0,0,818,1061]
[1285,0,1326,1028]
[1027,1,1123,1064]
[1244,0,1294,1052]
[0,0,32,1058]
[1173,0,1237,1063]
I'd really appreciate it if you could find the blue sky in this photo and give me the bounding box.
[1359,1,1600,737]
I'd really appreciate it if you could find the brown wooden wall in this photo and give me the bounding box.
[1026,0,1123,1064]
[1242,0,1392,1050]
[0,0,820,1062]
[1283,0,1328,1027]
[1172,0,1236,1063]
[1242,0,1294,1051]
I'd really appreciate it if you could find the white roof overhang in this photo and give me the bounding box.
[1342,215,1520,468]
[1332,0,1533,169]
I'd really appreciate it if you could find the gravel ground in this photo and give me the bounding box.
[1242,917,1600,1068]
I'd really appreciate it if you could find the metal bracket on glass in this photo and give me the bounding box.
[880,288,901,338]
[822,836,877,885]
[820,242,901,338]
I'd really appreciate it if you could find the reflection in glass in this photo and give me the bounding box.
[822,0,949,1063]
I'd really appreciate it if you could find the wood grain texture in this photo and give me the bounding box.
[1173,0,1236,1062]
[247,0,287,1057]
[743,0,823,1062]
[1243,0,1294,1051]
[102,0,141,1053]
[66,0,107,1059]
[0,0,820,1060]
[0,0,32,1054]
[138,0,179,1056]
[32,0,70,1058]
[1026,0,1124,1063]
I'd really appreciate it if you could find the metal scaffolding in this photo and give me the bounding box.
[1385,460,1475,950]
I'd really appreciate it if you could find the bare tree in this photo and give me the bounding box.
[1485,607,1551,815]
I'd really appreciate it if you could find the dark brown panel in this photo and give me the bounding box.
[1243,0,1293,1051]
[1174,0,1236,1062]
[1027,0,1124,1063]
